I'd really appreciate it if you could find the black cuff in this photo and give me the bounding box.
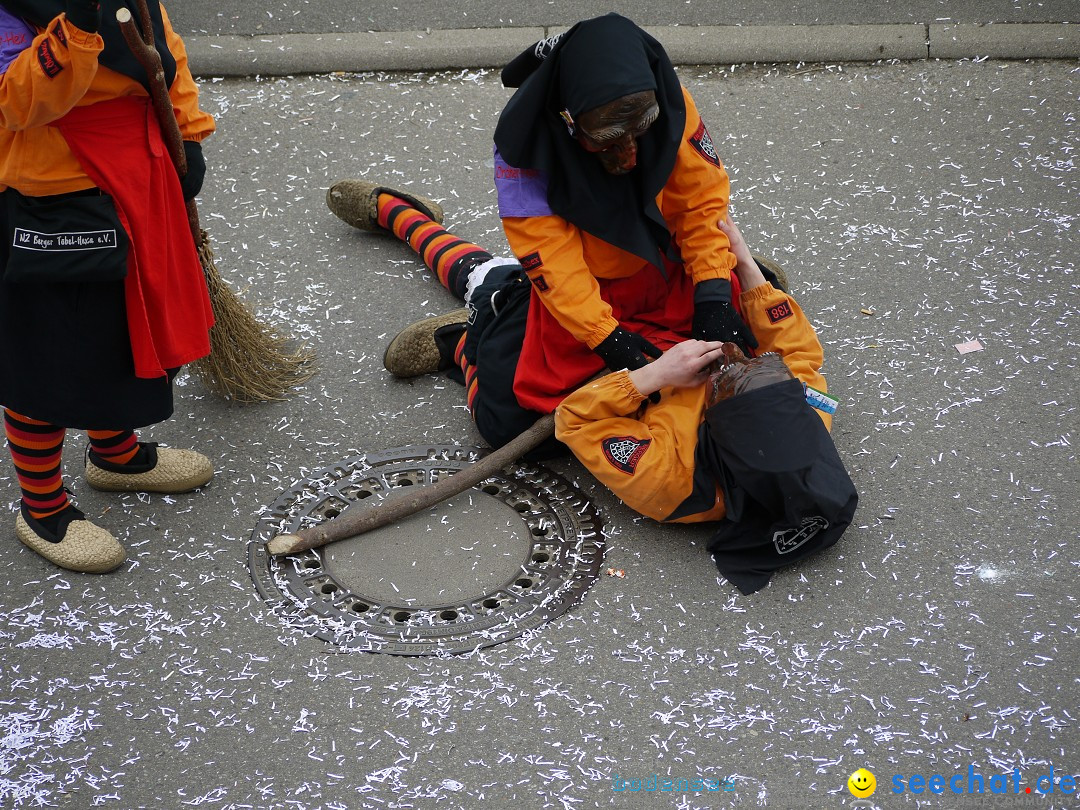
[179,141,206,200]
[693,277,733,305]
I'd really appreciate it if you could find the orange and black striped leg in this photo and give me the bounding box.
[87,429,149,469]
[377,193,492,300]
[453,331,480,413]
[4,409,73,534]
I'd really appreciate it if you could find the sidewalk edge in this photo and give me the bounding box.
[185,23,1080,77]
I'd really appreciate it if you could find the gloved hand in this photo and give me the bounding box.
[593,326,662,373]
[179,141,206,201]
[692,278,758,353]
[64,0,101,33]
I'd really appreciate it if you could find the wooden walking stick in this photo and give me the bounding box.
[117,3,315,402]
[266,414,557,556]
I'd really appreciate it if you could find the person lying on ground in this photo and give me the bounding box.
[554,214,858,593]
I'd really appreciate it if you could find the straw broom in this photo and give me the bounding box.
[117,2,315,402]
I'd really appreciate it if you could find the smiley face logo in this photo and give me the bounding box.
[847,768,876,798]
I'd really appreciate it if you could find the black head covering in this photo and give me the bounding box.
[494,13,685,270]
[1,0,176,91]
[695,378,859,595]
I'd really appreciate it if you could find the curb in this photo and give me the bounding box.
[184,23,1080,77]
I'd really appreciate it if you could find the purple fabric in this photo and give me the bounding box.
[0,8,34,75]
[494,145,552,218]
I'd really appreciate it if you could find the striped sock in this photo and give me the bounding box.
[453,331,480,414]
[86,429,144,466]
[377,193,493,300]
[4,409,70,520]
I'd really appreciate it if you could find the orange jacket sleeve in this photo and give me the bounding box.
[555,283,831,523]
[501,214,622,348]
[0,4,212,195]
[0,15,102,131]
[161,4,214,142]
[661,87,737,286]
[554,371,714,522]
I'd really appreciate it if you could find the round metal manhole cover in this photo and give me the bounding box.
[248,445,605,655]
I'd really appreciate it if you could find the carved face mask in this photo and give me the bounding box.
[706,343,794,408]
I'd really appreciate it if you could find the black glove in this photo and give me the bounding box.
[64,0,101,33]
[179,141,206,201]
[593,327,662,372]
[692,278,758,353]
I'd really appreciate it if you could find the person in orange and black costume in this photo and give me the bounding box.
[555,214,858,594]
[332,15,777,459]
[488,14,768,447]
[0,0,217,573]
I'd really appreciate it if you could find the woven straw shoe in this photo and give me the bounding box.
[384,308,469,378]
[326,179,444,232]
[16,510,125,573]
[85,446,214,494]
[753,254,789,292]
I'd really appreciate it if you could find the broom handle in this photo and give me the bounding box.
[266,414,557,556]
[116,4,201,244]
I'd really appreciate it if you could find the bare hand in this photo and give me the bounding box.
[628,339,726,396]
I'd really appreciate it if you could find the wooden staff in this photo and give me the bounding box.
[266,414,557,556]
[116,4,195,238]
[117,3,315,402]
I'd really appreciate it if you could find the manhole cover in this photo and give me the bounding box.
[248,445,605,655]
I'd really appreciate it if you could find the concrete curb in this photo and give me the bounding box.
[184,22,1079,77]
[930,22,1079,59]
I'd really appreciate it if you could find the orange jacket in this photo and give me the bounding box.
[554,283,831,523]
[0,4,213,196]
[501,86,737,350]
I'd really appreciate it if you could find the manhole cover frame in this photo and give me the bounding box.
[248,444,605,655]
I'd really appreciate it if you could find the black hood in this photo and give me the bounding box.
[494,13,685,270]
[696,378,859,595]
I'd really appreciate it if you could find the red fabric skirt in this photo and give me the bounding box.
[513,260,742,413]
[56,97,213,379]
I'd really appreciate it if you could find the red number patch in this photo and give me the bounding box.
[766,301,793,323]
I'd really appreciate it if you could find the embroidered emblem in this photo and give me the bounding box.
[13,228,119,252]
[530,274,549,292]
[688,118,720,168]
[773,516,829,555]
[37,40,62,77]
[494,147,552,218]
[602,436,651,475]
[533,32,564,60]
[766,301,793,323]
[520,251,543,272]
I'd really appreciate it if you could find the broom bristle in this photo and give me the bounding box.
[189,234,317,402]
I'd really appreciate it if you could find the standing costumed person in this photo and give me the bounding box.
[0,0,216,573]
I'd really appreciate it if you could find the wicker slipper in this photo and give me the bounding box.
[753,254,790,292]
[384,309,469,377]
[16,507,125,573]
[85,445,213,494]
[326,179,444,232]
